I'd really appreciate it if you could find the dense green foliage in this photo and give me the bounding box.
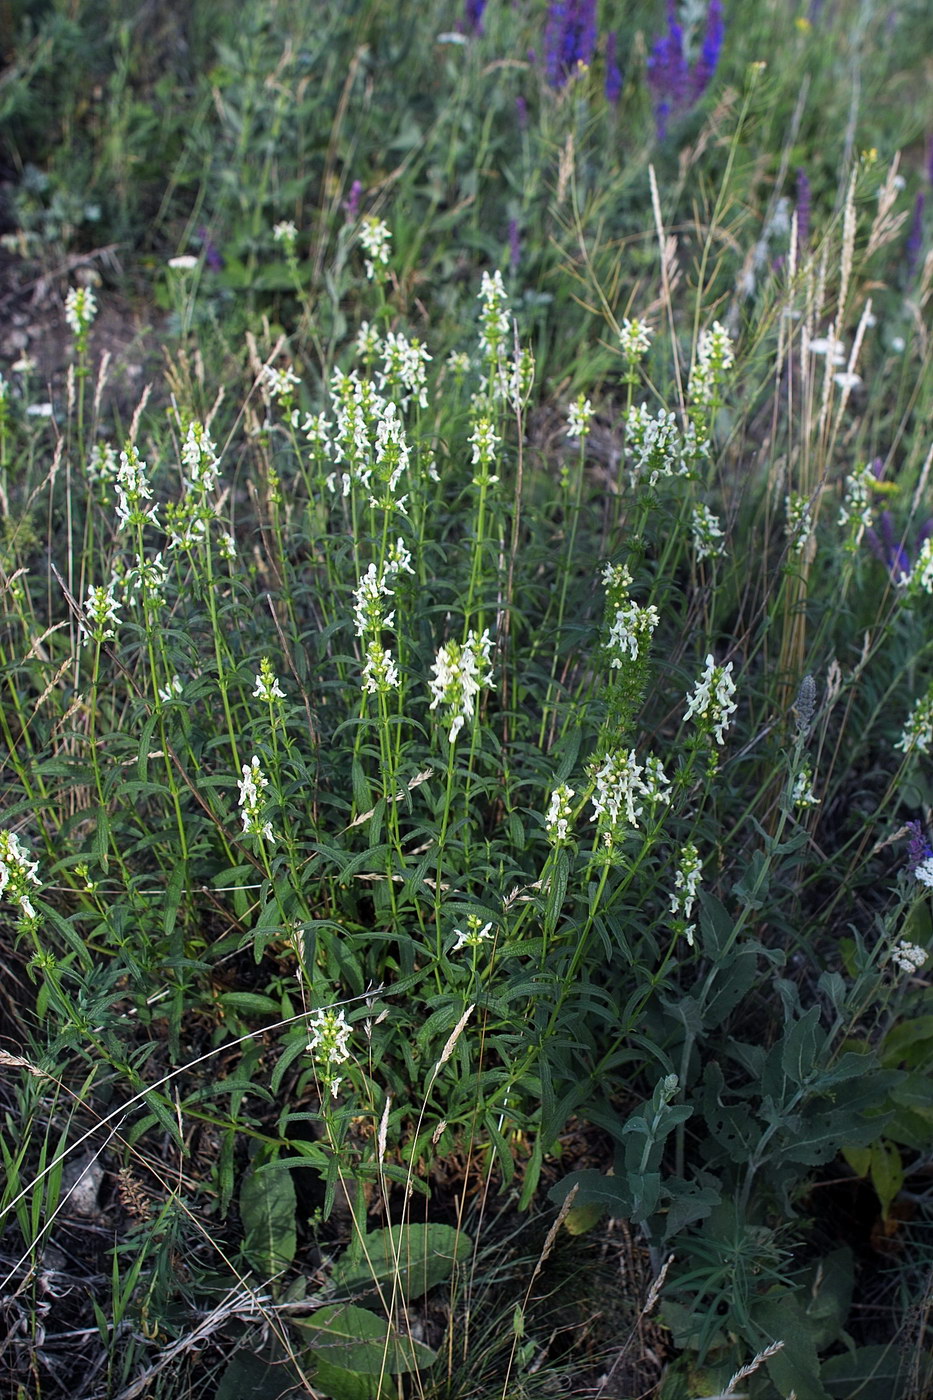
[0,1,932,1397]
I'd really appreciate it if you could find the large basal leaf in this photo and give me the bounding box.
[214,1351,302,1399]
[330,1223,471,1300]
[293,1302,436,1375]
[240,1163,297,1278]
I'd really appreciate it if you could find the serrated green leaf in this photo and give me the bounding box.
[311,1355,395,1400]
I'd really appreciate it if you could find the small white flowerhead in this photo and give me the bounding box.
[273,220,298,247]
[451,915,495,952]
[237,756,275,844]
[429,629,494,743]
[684,654,737,745]
[168,255,199,271]
[253,657,286,704]
[566,394,594,440]
[0,830,41,924]
[64,285,98,339]
[619,317,652,367]
[889,941,927,976]
[359,216,392,281]
[307,1007,352,1097]
[545,784,575,845]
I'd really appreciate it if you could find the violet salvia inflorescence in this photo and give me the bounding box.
[906,820,933,887]
[647,0,725,140]
[544,0,598,89]
[604,30,622,104]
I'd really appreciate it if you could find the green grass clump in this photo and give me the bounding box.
[0,2,932,1398]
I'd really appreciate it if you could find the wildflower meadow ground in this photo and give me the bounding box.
[0,1,932,1397]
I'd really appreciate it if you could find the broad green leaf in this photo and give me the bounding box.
[753,1292,832,1400]
[294,1302,436,1375]
[312,1355,395,1400]
[781,1006,823,1085]
[214,1351,300,1399]
[821,1342,923,1398]
[330,1223,470,1300]
[240,1163,297,1278]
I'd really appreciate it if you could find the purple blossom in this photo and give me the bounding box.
[795,168,811,253]
[647,0,725,140]
[343,179,363,222]
[691,0,724,101]
[197,227,224,272]
[906,820,933,872]
[906,191,925,281]
[544,0,598,90]
[605,30,622,105]
[866,508,933,584]
[464,0,486,35]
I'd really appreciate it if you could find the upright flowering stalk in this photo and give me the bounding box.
[589,750,671,858]
[115,444,158,532]
[81,579,122,647]
[647,0,725,140]
[429,628,494,743]
[544,0,598,89]
[670,842,702,946]
[307,1007,352,1099]
[688,321,735,440]
[359,216,392,283]
[625,405,704,487]
[690,503,726,561]
[0,830,41,926]
[605,30,622,104]
[477,270,511,402]
[602,563,659,666]
[545,784,575,845]
[684,654,738,748]
[237,755,275,845]
[897,685,933,757]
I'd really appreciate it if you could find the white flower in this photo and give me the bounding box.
[429,628,494,743]
[262,363,301,402]
[690,503,727,560]
[689,322,735,408]
[684,654,737,745]
[273,220,298,245]
[64,285,98,337]
[253,658,286,702]
[809,335,847,365]
[566,395,594,440]
[115,444,157,530]
[907,538,933,595]
[896,691,933,755]
[670,843,702,946]
[0,830,41,922]
[785,492,813,556]
[791,762,820,809]
[352,563,395,638]
[237,756,275,844]
[619,317,652,365]
[181,420,220,494]
[452,916,494,951]
[606,601,660,664]
[545,784,575,844]
[915,858,933,889]
[890,941,927,975]
[81,580,122,646]
[833,371,863,392]
[168,255,198,271]
[590,750,669,840]
[307,1007,352,1095]
[359,216,392,280]
[469,417,500,481]
[157,675,183,703]
[362,640,400,694]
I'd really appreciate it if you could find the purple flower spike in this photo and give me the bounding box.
[866,509,911,583]
[907,820,933,874]
[343,179,363,222]
[197,227,224,272]
[692,0,724,100]
[605,30,622,104]
[544,0,598,90]
[906,191,925,281]
[464,0,486,36]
